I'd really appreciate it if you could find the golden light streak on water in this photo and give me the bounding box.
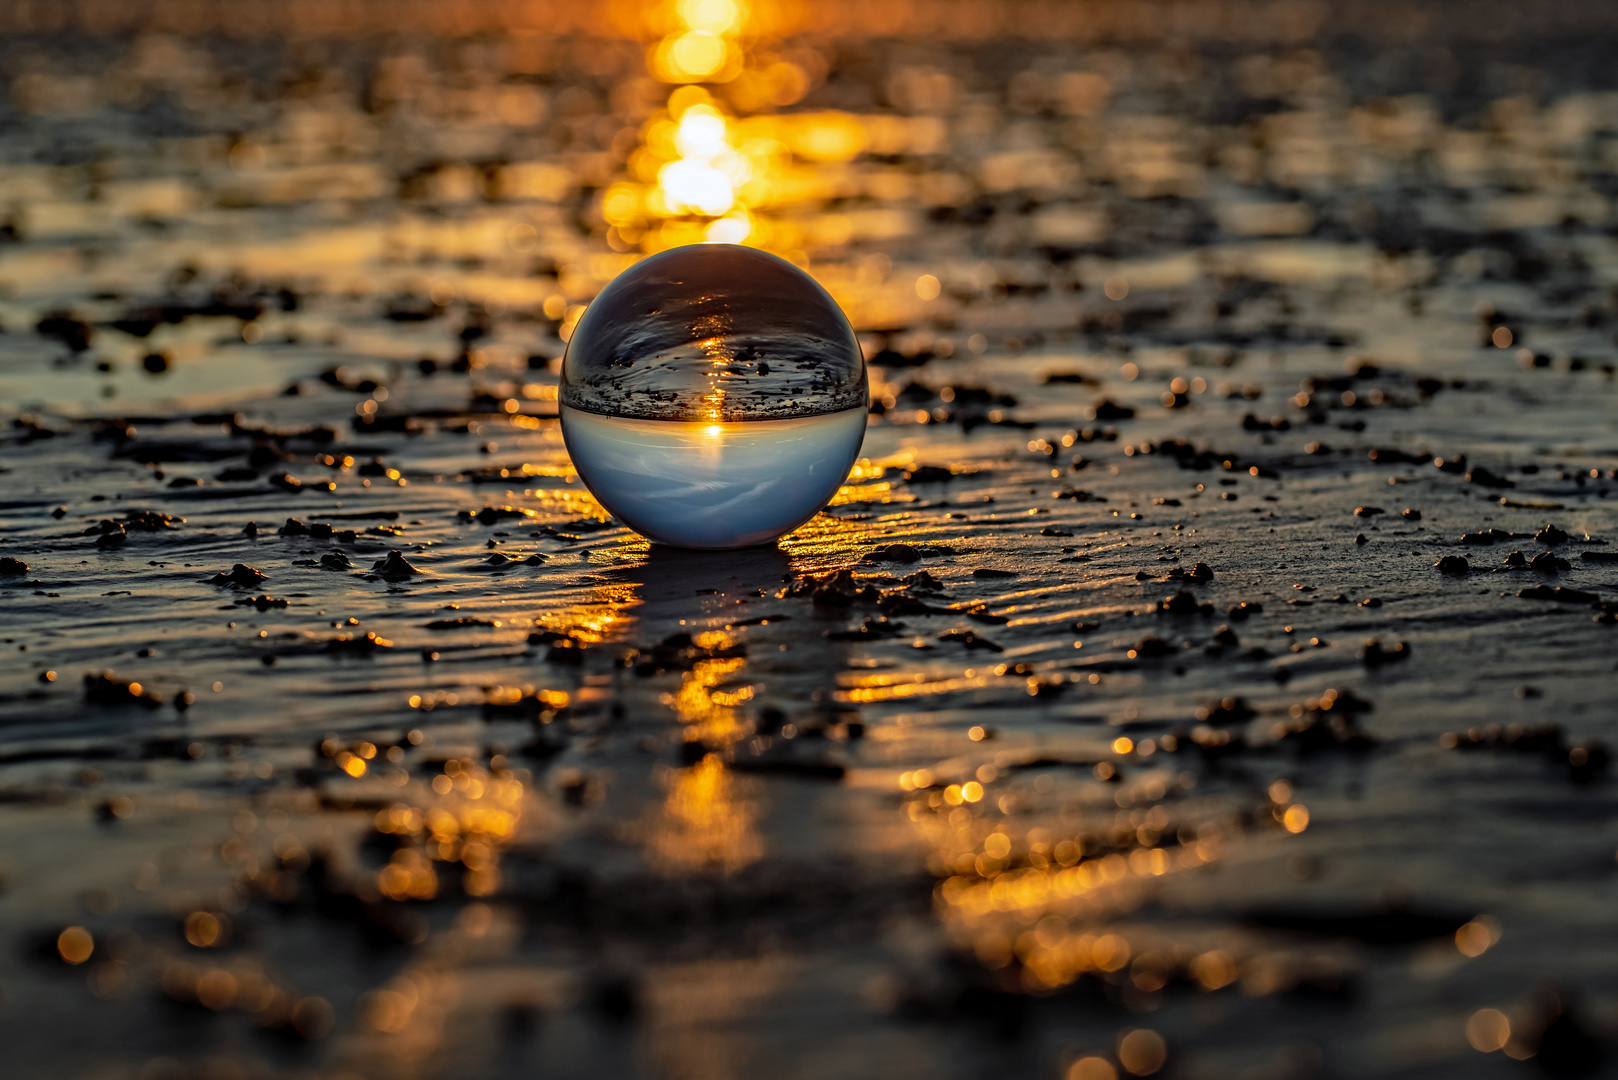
[837,673,996,705]
[648,753,764,875]
[673,650,749,747]
[772,508,872,562]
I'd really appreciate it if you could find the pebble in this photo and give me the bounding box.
[372,551,422,580]
[1359,639,1411,666]
[1465,466,1514,489]
[207,564,268,588]
[1535,524,1570,546]
[83,671,163,709]
[1158,590,1211,615]
[937,629,1003,652]
[1518,585,1598,603]
[862,543,921,563]
[1529,551,1571,573]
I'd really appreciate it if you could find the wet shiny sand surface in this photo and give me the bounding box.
[3,6,1618,1079]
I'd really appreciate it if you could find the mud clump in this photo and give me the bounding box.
[1530,551,1571,573]
[1465,466,1514,489]
[1518,585,1598,604]
[784,569,872,609]
[862,543,921,564]
[482,552,546,568]
[458,506,536,524]
[1131,635,1174,658]
[1461,529,1514,545]
[1442,724,1610,784]
[902,465,955,484]
[938,628,1004,653]
[1359,639,1411,666]
[1089,399,1135,420]
[632,631,746,675]
[207,563,268,588]
[120,510,183,531]
[1268,688,1376,753]
[1158,589,1213,615]
[1535,524,1570,546]
[372,551,422,580]
[84,671,163,709]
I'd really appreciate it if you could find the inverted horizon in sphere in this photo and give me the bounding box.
[560,243,868,548]
[561,405,866,549]
[560,243,867,423]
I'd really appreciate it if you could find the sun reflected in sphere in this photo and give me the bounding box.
[561,244,866,549]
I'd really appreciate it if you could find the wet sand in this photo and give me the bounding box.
[3,6,1618,1079]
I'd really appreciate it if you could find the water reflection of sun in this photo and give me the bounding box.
[599,0,863,256]
[649,635,763,874]
[650,753,763,875]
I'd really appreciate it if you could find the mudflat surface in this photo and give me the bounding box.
[3,9,1618,1080]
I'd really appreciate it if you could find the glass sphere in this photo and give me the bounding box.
[561,244,867,549]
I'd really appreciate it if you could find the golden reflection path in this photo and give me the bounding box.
[596,0,869,257]
[646,628,763,873]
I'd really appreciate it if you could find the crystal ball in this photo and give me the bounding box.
[560,244,868,549]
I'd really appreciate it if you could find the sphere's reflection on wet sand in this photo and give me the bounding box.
[561,404,866,549]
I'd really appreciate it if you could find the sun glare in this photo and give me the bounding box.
[657,104,751,218]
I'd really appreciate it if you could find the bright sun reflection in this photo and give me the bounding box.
[658,104,751,219]
[601,1,861,253]
[651,0,746,83]
[647,634,762,875]
[669,31,727,79]
[606,0,794,252]
[678,0,743,34]
[659,158,735,216]
[650,753,762,875]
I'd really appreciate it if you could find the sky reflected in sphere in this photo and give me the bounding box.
[561,243,867,548]
[561,405,866,549]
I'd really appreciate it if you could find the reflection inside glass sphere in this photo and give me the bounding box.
[561,244,867,549]
[562,405,865,549]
